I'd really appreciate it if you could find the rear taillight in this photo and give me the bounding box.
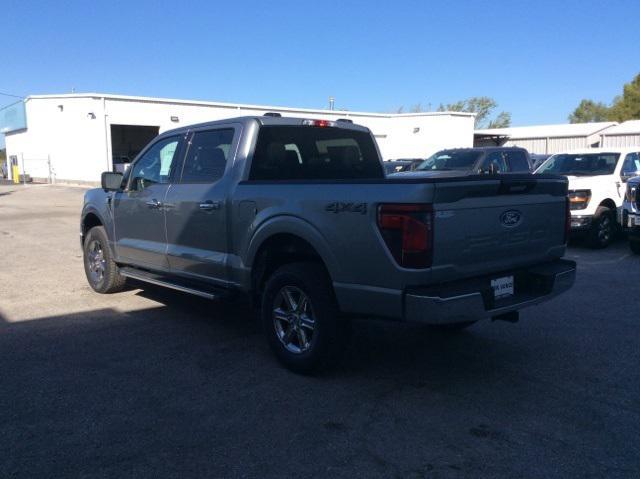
[377,204,433,268]
[564,196,571,244]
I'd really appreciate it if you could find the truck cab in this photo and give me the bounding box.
[535,148,640,248]
[400,147,532,176]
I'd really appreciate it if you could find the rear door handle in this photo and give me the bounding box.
[146,199,162,209]
[199,201,221,211]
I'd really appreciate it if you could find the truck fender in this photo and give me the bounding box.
[80,205,116,256]
[244,215,342,282]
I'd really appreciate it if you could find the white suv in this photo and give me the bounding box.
[536,148,640,248]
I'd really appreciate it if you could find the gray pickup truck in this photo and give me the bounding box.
[81,116,576,372]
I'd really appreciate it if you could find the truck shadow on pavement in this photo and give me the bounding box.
[1,285,636,478]
[130,280,523,379]
[0,302,520,477]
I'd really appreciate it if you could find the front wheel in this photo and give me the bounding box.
[83,226,126,294]
[261,262,348,374]
[588,207,616,249]
[630,237,640,255]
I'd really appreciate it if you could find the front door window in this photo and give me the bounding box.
[128,136,180,191]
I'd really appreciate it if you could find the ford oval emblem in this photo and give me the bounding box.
[500,210,522,227]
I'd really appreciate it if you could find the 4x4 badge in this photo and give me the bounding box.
[325,202,367,215]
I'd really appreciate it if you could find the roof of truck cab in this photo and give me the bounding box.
[159,115,371,137]
[437,146,528,152]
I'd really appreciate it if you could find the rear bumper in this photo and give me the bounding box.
[404,259,576,324]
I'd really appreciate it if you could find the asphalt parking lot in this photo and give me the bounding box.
[1,184,639,478]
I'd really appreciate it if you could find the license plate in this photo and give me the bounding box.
[491,276,514,299]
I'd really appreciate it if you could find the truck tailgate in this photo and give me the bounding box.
[431,176,567,281]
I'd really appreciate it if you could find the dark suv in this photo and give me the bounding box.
[400,147,532,176]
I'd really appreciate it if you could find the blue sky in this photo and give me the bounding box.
[2,0,639,148]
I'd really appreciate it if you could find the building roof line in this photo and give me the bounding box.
[475,121,618,139]
[600,120,640,135]
[24,92,476,119]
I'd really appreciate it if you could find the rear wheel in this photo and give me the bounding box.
[261,262,348,374]
[83,226,126,294]
[588,207,615,249]
[630,237,640,255]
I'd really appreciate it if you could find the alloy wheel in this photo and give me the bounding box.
[272,286,316,354]
[87,239,106,284]
[598,215,612,243]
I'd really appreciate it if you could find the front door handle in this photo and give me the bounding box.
[199,201,221,211]
[146,199,162,209]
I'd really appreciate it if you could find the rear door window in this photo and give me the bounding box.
[250,126,383,180]
[180,129,235,183]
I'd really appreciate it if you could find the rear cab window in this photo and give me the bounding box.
[249,126,383,180]
[504,150,530,172]
[482,151,508,173]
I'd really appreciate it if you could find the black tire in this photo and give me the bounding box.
[428,320,477,332]
[83,226,126,294]
[261,262,348,374]
[630,237,640,255]
[588,206,616,249]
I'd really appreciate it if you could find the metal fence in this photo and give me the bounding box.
[10,154,55,184]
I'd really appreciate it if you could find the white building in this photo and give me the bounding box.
[474,122,618,154]
[1,93,474,185]
[600,120,640,147]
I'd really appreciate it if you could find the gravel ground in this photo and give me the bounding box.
[1,184,639,478]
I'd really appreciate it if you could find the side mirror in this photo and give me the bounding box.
[621,171,640,183]
[101,171,123,191]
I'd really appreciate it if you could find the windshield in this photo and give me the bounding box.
[536,153,620,176]
[415,150,482,171]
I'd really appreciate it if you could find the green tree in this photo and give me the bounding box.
[608,73,640,122]
[568,73,640,123]
[488,111,511,129]
[438,96,511,128]
[568,99,610,123]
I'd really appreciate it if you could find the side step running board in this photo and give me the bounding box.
[120,267,226,300]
